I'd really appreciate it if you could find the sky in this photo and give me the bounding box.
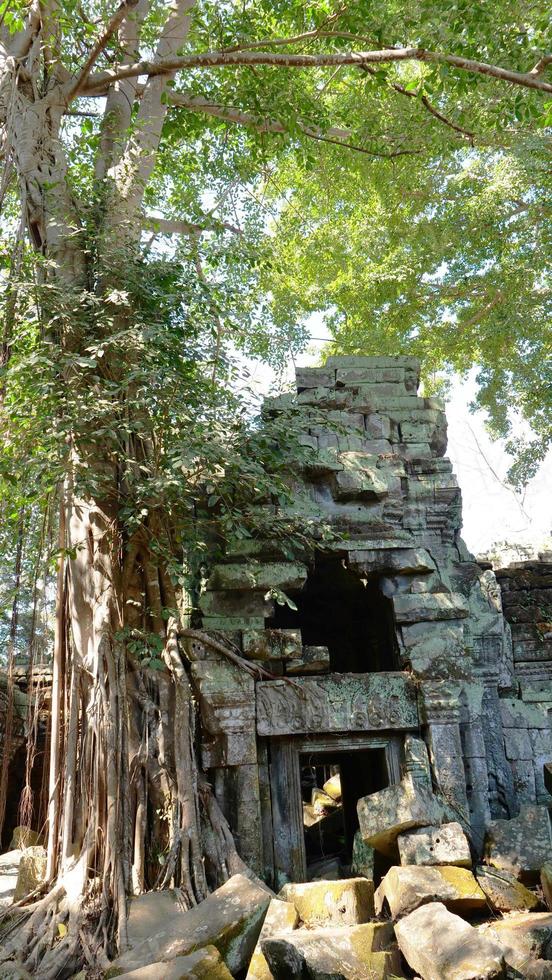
[242,322,552,560]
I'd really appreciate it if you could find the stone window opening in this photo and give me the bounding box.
[266,554,399,673]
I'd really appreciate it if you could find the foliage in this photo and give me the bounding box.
[261,138,551,485]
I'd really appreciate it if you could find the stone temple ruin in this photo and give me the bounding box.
[2,355,552,977]
[190,354,552,889]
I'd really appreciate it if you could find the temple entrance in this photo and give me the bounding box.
[267,554,399,672]
[300,746,389,880]
[268,733,402,886]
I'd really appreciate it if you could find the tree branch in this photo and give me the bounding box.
[167,91,416,157]
[362,67,475,141]
[530,54,552,76]
[83,45,552,95]
[66,0,139,102]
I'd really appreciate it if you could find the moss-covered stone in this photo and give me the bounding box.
[110,874,271,976]
[280,878,375,926]
[476,866,541,912]
[115,945,233,978]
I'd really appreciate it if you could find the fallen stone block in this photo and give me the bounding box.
[0,849,23,910]
[375,865,487,920]
[394,902,505,980]
[522,960,552,979]
[476,866,541,912]
[112,874,272,975]
[13,845,47,903]
[485,805,552,882]
[279,877,374,926]
[311,787,339,813]
[478,912,552,976]
[357,775,445,856]
[398,822,471,867]
[116,945,233,978]
[323,773,342,800]
[262,922,400,980]
[9,827,41,850]
[245,898,298,980]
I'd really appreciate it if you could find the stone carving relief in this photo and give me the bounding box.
[256,672,418,736]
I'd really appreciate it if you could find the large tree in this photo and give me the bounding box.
[0,0,550,973]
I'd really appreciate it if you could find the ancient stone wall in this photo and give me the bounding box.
[493,557,552,806]
[193,356,551,885]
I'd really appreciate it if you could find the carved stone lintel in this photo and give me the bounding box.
[256,672,419,737]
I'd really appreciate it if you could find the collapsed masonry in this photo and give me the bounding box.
[190,355,552,888]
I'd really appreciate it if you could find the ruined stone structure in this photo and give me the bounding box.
[191,355,552,887]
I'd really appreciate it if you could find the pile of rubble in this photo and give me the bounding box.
[93,773,552,977]
[1,781,552,977]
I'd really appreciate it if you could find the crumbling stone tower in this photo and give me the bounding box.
[190,356,551,887]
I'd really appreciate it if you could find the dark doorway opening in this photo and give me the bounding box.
[300,747,389,880]
[267,554,398,672]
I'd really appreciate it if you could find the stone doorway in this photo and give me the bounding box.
[300,746,390,879]
[268,733,402,886]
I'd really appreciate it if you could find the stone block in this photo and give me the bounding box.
[199,590,274,618]
[297,386,353,409]
[475,866,541,912]
[541,863,552,909]
[245,898,298,980]
[207,562,308,593]
[485,805,552,882]
[393,592,469,623]
[522,682,552,702]
[397,822,471,868]
[302,447,345,475]
[351,831,375,879]
[0,849,22,911]
[337,366,406,385]
[113,874,272,975]
[201,616,266,631]
[500,699,550,730]
[504,728,533,760]
[295,367,335,389]
[13,845,47,902]
[116,945,233,979]
[375,865,487,920]
[333,453,388,500]
[357,775,445,857]
[323,773,342,801]
[325,354,420,372]
[261,922,399,980]
[9,827,41,850]
[478,912,552,976]
[280,878,374,926]
[365,414,392,440]
[242,629,302,662]
[394,902,505,980]
[285,645,330,674]
[349,547,435,576]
